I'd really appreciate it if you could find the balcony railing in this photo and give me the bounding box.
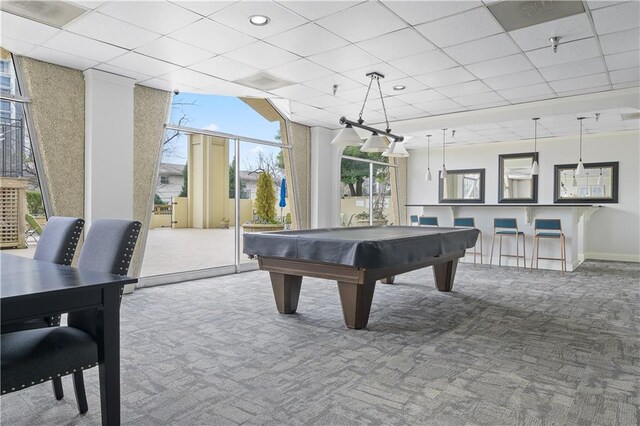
[0,117,23,178]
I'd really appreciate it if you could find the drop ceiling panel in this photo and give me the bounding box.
[268,59,333,82]
[269,84,325,101]
[497,83,555,101]
[43,30,127,62]
[97,1,201,34]
[414,66,475,88]
[538,57,606,81]
[385,104,426,120]
[382,1,481,26]
[555,85,610,97]
[436,80,492,97]
[591,1,640,35]
[210,1,307,39]
[356,28,436,61]
[443,33,520,65]
[27,46,98,70]
[605,50,640,71]
[308,45,379,72]
[415,7,503,48]
[465,53,533,79]
[509,13,593,52]
[1,11,61,45]
[610,67,640,84]
[224,41,299,69]
[484,69,545,90]
[170,19,256,54]
[380,77,428,94]
[549,73,609,92]
[398,89,446,104]
[65,12,159,49]
[108,52,181,77]
[168,1,236,17]
[599,28,640,55]
[304,74,363,95]
[265,23,349,57]
[96,63,153,82]
[0,36,35,55]
[190,55,258,81]
[316,1,407,43]
[388,50,458,76]
[525,37,600,68]
[159,68,225,88]
[135,36,213,67]
[276,1,361,21]
[141,77,196,92]
[453,91,506,107]
[340,63,408,85]
[413,98,464,113]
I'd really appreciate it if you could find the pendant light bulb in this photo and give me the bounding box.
[576,160,585,176]
[425,168,432,181]
[361,132,388,152]
[441,165,448,180]
[531,160,540,175]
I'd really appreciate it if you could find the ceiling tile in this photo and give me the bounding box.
[497,83,555,101]
[276,1,361,21]
[465,54,533,79]
[555,85,610,97]
[384,104,426,120]
[397,89,446,104]
[135,37,213,67]
[97,1,201,34]
[443,33,520,65]
[224,41,299,69]
[168,1,236,17]
[415,66,475,88]
[270,84,325,101]
[452,91,506,107]
[68,1,105,10]
[170,19,256,54]
[340,63,408,85]
[333,85,374,103]
[435,80,492,97]
[382,1,481,25]
[509,13,593,52]
[302,94,351,109]
[415,7,503,48]
[380,77,428,94]
[95,63,153,82]
[139,77,196,92]
[268,59,333,82]
[525,37,600,68]
[356,28,436,61]
[587,1,627,10]
[304,74,363,95]
[200,79,267,97]
[1,11,61,45]
[0,36,35,55]
[413,98,464,113]
[599,28,640,55]
[484,69,545,90]
[190,56,258,81]
[26,46,98,71]
[316,2,407,43]
[308,45,379,72]
[613,81,640,90]
[591,1,640,35]
[388,50,458,76]
[157,68,224,88]
[610,67,639,84]
[42,31,126,62]
[538,57,606,81]
[108,52,181,77]
[66,12,159,49]
[265,23,349,57]
[605,50,640,71]
[548,73,610,92]
[210,1,307,38]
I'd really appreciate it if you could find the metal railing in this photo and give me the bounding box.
[0,117,24,177]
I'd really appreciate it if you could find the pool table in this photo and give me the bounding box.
[243,226,480,329]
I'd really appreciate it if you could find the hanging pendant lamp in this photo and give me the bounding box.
[425,134,432,181]
[576,117,586,176]
[441,128,448,180]
[382,138,409,157]
[531,118,540,175]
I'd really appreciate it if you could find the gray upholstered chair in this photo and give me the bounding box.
[1,219,141,415]
[2,216,84,400]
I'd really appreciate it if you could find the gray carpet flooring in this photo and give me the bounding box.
[1,260,639,425]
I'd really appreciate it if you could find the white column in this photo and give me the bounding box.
[310,126,341,228]
[84,69,135,226]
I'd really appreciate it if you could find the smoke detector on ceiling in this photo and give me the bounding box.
[1,0,88,28]
[488,1,585,32]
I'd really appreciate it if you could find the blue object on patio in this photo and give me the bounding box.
[279,177,287,208]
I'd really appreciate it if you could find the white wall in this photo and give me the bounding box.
[84,69,135,225]
[407,130,640,262]
[310,126,342,228]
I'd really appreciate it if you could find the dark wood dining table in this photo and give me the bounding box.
[0,253,137,426]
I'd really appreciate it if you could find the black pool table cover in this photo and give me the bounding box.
[243,226,480,269]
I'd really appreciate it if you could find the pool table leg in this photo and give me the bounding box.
[337,281,376,329]
[269,272,302,314]
[433,259,458,292]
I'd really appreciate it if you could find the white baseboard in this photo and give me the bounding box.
[585,252,640,263]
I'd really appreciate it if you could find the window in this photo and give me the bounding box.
[159,175,169,184]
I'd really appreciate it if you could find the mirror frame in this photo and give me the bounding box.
[438,168,485,204]
[498,152,539,204]
[553,161,619,204]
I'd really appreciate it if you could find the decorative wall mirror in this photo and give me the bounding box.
[554,162,618,203]
[498,152,538,203]
[439,169,485,203]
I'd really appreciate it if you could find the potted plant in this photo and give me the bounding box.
[355,211,388,226]
[242,172,285,232]
[220,217,230,229]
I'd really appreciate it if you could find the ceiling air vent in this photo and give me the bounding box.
[488,1,585,32]
[234,72,294,92]
[1,1,88,28]
[622,112,640,121]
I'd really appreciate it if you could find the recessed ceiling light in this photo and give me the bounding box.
[249,15,270,26]
[393,85,406,91]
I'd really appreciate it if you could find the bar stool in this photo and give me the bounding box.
[410,215,419,226]
[419,216,438,227]
[490,218,526,268]
[531,219,566,273]
[454,217,482,265]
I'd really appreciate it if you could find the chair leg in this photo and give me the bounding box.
[522,234,526,269]
[515,234,520,268]
[73,371,89,414]
[530,237,536,272]
[536,236,540,269]
[479,233,483,265]
[561,235,566,274]
[499,235,503,266]
[489,232,496,268]
[52,377,64,400]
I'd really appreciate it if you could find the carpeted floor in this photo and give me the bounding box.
[2,260,639,425]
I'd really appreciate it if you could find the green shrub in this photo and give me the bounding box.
[254,172,277,223]
[26,191,45,215]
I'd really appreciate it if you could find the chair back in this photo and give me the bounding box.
[25,214,43,235]
[494,218,518,229]
[454,217,475,228]
[69,219,141,337]
[410,215,419,225]
[33,217,84,266]
[419,216,438,226]
[535,219,562,231]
